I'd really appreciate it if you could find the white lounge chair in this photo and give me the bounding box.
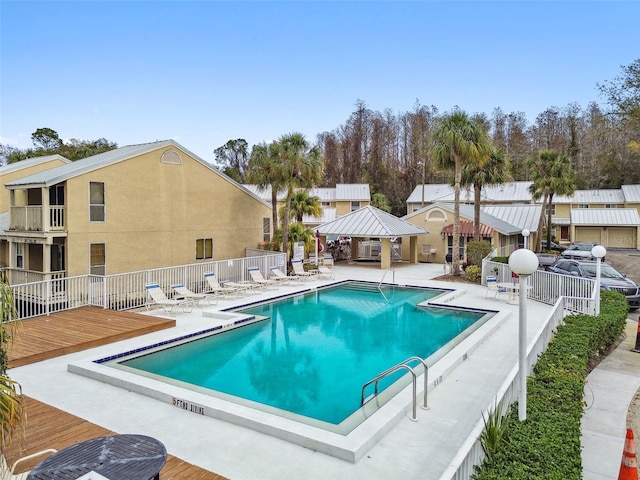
[248,267,278,289]
[145,283,193,314]
[291,259,317,280]
[485,276,507,299]
[203,272,240,297]
[1,449,57,480]
[317,264,334,279]
[171,283,213,306]
[269,266,302,284]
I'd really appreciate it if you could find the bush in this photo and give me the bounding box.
[465,265,482,282]
[472,291,628,479]
[467,241,493,266]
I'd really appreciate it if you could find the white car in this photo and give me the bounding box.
[560,242,600,261]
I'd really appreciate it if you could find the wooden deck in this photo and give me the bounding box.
[5,306,228,479]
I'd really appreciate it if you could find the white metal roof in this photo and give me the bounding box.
[0,154,70,175]
[4,141,271,207]
[302,207,336,225]
[307,188,336,202]
[554,189,625,204]
[412,202,539,235]
[335,183,371,201]
[622,184,640,203]
[4,141,180,187]
[406,181,534,204]
[317,206,426,237]
[481,204,543,233]
[571,208,640,226]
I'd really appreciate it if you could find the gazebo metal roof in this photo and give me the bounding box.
[316,205,426,237]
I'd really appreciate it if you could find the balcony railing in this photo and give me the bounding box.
[9,206,65,232]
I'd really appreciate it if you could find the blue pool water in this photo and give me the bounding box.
[119,283,486,425]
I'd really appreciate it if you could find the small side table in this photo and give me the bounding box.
[27,434,167,480]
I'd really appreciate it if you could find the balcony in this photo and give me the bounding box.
[10,206,65,232]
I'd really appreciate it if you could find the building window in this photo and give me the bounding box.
[16,243,24,269]
[427,209,446,222]
[322,202,331,207]
[446,236,465,259]
[545,204,556,215]
[577,204,589,209]
[89,182,105,222]
[263,218,271,242]
[90,243,105,275]
[605,204,618,208]
[351,201,360,212]
[196,238,213,260]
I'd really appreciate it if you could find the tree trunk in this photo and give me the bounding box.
[452,157,462,276]
[535,191,549,252]
[474,183,482,241]
[546,193,555,249]
[271,188,279,235]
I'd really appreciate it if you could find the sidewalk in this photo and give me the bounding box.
[582,318,640,480]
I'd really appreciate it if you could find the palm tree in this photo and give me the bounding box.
[284,190,322,223]
[272,133,324,258]
[528,150,576,252]
[273,222,317,260]
[247,143,288,234]
[430,111,492,275]
[0,274,24,449]
[460,146,512,241]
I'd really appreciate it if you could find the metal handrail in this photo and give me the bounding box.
[378,269,395,301]
[361,356,429,422]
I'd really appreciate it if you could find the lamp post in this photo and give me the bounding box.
[591,245,607,315]
[508,247,539,421]
[522,229,530,250]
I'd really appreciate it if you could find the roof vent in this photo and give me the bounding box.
[161,150,182,165]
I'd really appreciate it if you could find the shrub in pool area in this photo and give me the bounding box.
[472,291,628,480]
[465,265,482,283]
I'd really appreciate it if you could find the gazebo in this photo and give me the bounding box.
[316,205,427,269]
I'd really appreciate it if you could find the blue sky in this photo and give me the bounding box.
[1,1,639,163]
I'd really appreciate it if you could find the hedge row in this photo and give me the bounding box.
[472,290,628,479]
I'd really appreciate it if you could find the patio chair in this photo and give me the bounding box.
[291,259,318,280]
[317,264,334,279]
[171,283,213,306]
[203,272,240,297]
[269,266,302,284]
[1,448,57,480]
[248,267,279,289]
[485,276,507,299]
[322,254,334,267]
[145,283,194,314]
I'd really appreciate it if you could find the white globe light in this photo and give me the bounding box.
[592,245,607,259]
[522,229,530,237]
[509,249,539,275]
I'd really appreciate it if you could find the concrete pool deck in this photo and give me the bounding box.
[8,262,609,479]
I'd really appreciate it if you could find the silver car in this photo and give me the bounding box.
[560,242,600,261]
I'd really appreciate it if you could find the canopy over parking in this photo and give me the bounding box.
[315,206,427,269]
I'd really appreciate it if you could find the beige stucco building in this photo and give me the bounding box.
[407,182,640,250]
[402,203,542,264]
[0,140,272,282]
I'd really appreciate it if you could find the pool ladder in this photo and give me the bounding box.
[361,356,429,422]
[378,269,395,301]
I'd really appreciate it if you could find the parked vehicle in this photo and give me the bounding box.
[560,242,601,260]
[547,259,640,309]
[540,240,567,252]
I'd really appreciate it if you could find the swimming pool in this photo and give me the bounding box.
[70,281,498,461]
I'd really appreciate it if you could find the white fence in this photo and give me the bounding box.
[482,258,596,315]
[10,252,286,320]
[447,298,567,480]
